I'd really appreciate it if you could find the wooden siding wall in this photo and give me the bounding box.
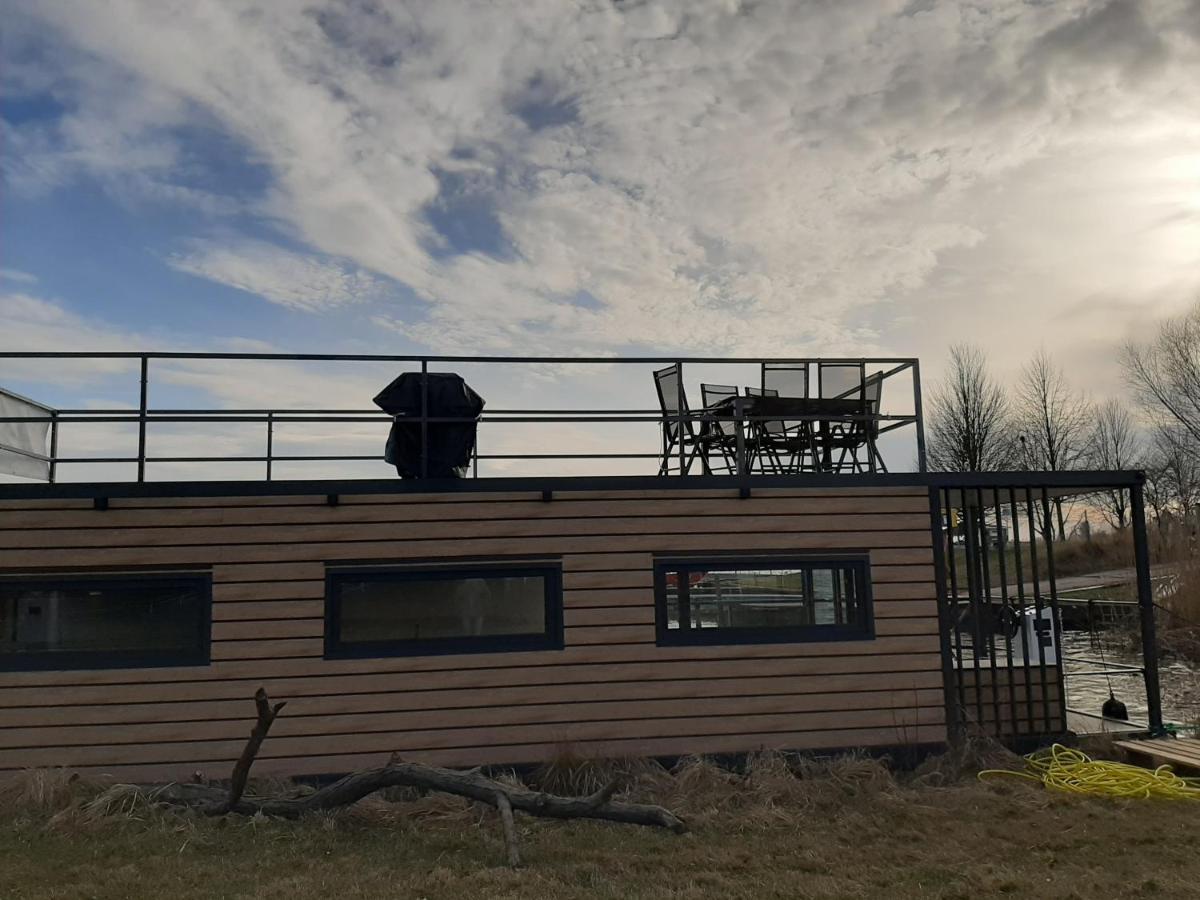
[0,486,945,781]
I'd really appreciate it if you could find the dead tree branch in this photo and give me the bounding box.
[213,688,286,814]
[173,761,685,832]
[162,689,685,839]
[495,791,521,868]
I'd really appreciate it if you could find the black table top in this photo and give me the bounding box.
[708,395,863,418]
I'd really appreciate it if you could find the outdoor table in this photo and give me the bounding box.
[705,394,864,473]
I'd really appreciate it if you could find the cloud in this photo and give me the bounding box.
[0,268,38,284]
[2,0,1200,368]
[167,239,389,312]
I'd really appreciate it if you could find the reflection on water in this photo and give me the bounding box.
[1061,630,1200,734]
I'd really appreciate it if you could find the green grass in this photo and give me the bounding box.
[5,757,1200,899]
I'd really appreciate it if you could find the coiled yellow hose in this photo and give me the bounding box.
[979,744,1200,800]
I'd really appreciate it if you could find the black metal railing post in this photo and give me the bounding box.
[265,412,274,482]
[928,487,962,745]
[47,410,59,484]
[675,360,685,476]
[1039,488,1067,733]
[992,487,1018,739]
[944,490,968,726]
[136,355,149,482]
[1130,481,1165,735]
[1008,487,1035,737]
[912,360,927,472]
[734,396,747,477]
[420,360,429,480]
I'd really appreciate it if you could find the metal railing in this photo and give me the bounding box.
[930,481,1163,743]
[0,352,926,483]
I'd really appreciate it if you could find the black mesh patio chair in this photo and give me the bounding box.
[653,365,725,475]
[744,386,816,473]
[826,371,886,472]
[812,361,867,469]
[700,383,741,473]
[817,362,865,400]
[762,362,809,399]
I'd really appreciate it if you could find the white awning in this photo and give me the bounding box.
[0,388,53,481]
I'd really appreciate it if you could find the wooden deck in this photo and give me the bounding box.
[1115,737,1200,772]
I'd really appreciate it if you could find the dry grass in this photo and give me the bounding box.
[4,749,1200,899]
[1053,528,1136,578]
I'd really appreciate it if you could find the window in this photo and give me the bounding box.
[325,563,563,658]
[0,573,211,671]
[654,556,873,646]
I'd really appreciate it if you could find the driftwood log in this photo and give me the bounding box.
[156,688,685,865]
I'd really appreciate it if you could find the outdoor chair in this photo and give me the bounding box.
[761,362,809,399]
[817,362,865,400]
[745,386,816,473]
[700,383,742,473]
[653,365,725,475]
[825,371,886,472]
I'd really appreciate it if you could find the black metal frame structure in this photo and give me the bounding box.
[0,571,212,672]
[0,352,925,482]
[323,561,565,659]
[653,553,875,647]
[928,476,1164,743]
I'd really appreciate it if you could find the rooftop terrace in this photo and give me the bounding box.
[0,352,925,485]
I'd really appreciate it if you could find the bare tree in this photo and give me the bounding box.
[1123,302,1200,446]
[1013,349,1092,538]
[926,344,1014,472]
[1087,399,1142,529]
[1147,425,1200,528]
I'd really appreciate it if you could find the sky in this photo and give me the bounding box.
[2,0,1200,480]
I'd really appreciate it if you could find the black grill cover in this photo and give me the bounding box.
[373,372,485,479]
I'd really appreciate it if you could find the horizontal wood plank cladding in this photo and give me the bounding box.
[1,671,945,727]
[0,539,934,570]
[563,570,650,590]
[0,689,946,750]
[212,562,327,583]
[0,496,930,531]
[0,513,932,551]
[0,485,944,774]
[0,706,945,770]
[0,657,940,720]
[213,580,327,601]
[0,485,921,511]
[0,644,943,695]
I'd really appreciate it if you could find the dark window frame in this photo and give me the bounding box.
[653,554,874,646]
[0,572,212,672]
[324,562,565,659]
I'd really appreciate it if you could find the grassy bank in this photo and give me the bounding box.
[4,752,1200,899]
[950,529,1137,590]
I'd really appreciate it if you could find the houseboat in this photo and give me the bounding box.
[0,352,1162,781]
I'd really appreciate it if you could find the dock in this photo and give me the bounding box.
[1115,737,1200,773]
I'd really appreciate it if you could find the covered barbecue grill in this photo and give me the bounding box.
[374,372,485,478]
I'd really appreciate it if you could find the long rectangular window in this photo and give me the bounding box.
[0,573,211,671]
[654,556,873,646]
[325,563,564,658]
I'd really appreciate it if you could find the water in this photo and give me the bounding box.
[1060,630,1200,734]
